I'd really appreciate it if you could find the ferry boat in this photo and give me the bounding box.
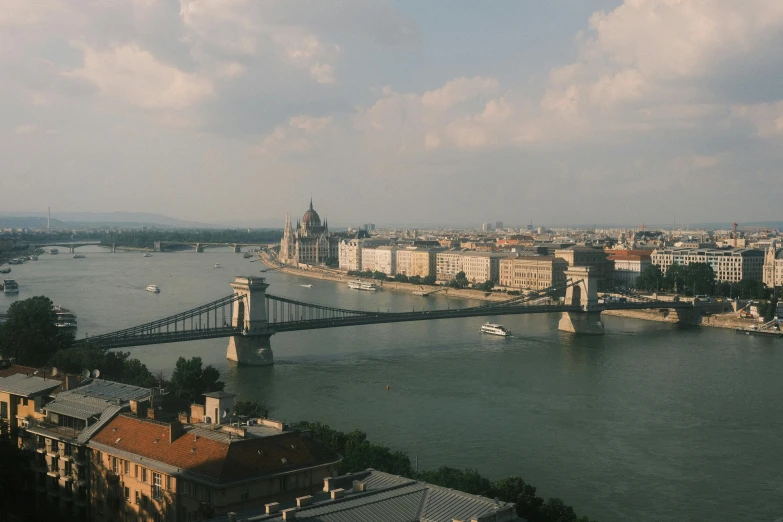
[143,253,153,258]
[3,279,19,294]
[48,248,59,255]
[480,323,510,336]
[243,252,253,258]
[214,263,222,269]
[54,306,77,329]
[0,267,10,274]
[73,254,86,259]
[348,280,378,291]
[146,284,160,293]
[300,284,313,288]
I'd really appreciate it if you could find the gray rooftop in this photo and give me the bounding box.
[208,469,517,522]
[0,373,63,397]
[64,379,151,402]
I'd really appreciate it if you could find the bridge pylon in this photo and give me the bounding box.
[226,276,274,366]
[558,267,604,335]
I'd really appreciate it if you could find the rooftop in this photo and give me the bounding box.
[207,469,518,522]
[0,372,64,397]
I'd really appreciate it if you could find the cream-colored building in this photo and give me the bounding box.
[395,248,415,276]
[409,250,438,278]
[763,245,783,288]
[554,247,614,290]
[361,246,397,275]
[435,251,465,281]
[435,251,511,283]
[499,256,568,290]
[338,238,362,271]
[651,247,765,283]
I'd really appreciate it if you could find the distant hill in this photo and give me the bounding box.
[0,212,218,229]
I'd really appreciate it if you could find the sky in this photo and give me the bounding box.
[2,0,783,228]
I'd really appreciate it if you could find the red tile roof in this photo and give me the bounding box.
[91,415,336,482]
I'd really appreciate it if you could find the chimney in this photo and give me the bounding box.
[281,508,297,520]
[265,502,280,514]
[64,374,78,391]
[296,496,313,507]
[330,488,344,500]
[169,421,184,443]
[352,480,366,492]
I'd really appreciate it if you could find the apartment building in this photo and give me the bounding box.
[88,392,340,522]
[763,246,783,288]
[435,251,465,281]
[360,245,397,275]
[435,251,512,283]
[338,238,362,271]
[498,256,568,290]
[395,248,415,276]
[651,247,765,283]
[409,249,438,278]
[606,250,652,288]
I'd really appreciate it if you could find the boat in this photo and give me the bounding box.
[53,306,77,329]
[3,279,19,294]
[8,258,24,265]
[214,263,222,269]
[146,284,160,293]
[48,249,59,255]
[0,268,9,274]
[143,253,153,258]
[243,252,253,258]
[300,284,313,288]
[480,323,510,336]
[29,255,38,261]
[73,254,86,259]
[348,280,378,291]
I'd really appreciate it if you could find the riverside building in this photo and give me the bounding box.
[763,245,783,288]
[651,247,765,283]
[279,199,340,267]
[498,256,568,290]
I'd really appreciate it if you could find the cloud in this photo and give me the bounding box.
[732,101,783,138]
[64,43,213,111]
[258,115,333,156]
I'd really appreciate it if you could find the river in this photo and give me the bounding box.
[3,246,782,522]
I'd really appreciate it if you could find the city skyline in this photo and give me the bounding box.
[2,1,782,225]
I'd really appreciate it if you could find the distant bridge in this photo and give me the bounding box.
[28,240,103,253]
[152,241,270,253]
[79,266,699,366]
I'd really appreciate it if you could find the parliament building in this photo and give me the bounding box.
[279,199,340,266]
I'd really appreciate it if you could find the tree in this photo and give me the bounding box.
[372,271,387,280]
[686,262,716,296]
[448,271,469,289]
[422,275,436,285]
[168,357,224,402]
[417,467,493,497]
[0,296,73,366]
[475,280,495,292]
[635,264,664,292]
[48,344,161,388]
[663,263,688,293]
[234,399,269,418]
[408,275,422,284]
[394,273,409,283]
[734,279,767,299]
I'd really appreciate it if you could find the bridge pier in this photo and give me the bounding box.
[226,276,274,365]
[70,246,75,254]
[154,241,163,252]
[195,243,204,253]
[233,244,241,253]
[558,266,605,335]
[112,243,116,253]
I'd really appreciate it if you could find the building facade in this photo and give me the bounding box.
[498,256,569,290]
[338,238,362,271]
[280,200,339,266]
[763,246,783,288]
[88,393,340,522]
[606,251,652,288]
[651,247,765,283]
[409,249,438,278]
[555,247,614,290]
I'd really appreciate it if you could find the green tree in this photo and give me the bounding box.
[408,275,422,284]
[168,356,225,402]
[234,399,269,418]
[475,280,495,292]
[448,271,469,289]
[764,297,779,322]
[394,273,409,283]
[48,344,161,388]
[734,279,767,299]
[417,467,494,497]
[635,264,664,292]
[663,263,688,293]
[422,275,436,285]
[0,296,73,366]
[685,262,716,296]
[540,497,579,522]
[372,271,387,280]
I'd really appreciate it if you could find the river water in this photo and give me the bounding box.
[3,247,782,522]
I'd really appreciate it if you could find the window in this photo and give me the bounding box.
[183,481,192,496]
[279,476,288,492]
[124,461,129,474]
[141,494,148,508]
[152,473,162,500]
[125,486,130,502]
[112,457,118,473]
[142,468,147,482]
[135,491,140,504]
[166,475,171,490]
[240,491,249,500]
[135,464,139,478]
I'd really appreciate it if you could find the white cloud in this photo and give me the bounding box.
[64,43,213,111]
[259,115,333,156]
[732,102,783,138]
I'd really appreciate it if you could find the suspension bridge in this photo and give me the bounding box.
[78,267,698,365]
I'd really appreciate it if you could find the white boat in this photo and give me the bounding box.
[348,280,378,291]
[300,284,313,288]
[143,253,153,258]
[480,323,510,336]
[54,306,77,329]
[73,254,86,259]
[48,249,59,255]
[3,279,19,294]
[146,284,160,293]
[214,263,222,269]
[0,267,10,274]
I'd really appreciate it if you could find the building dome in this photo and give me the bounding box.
[302,199,321,227]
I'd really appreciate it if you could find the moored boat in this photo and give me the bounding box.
[73,254,86,259]
[480,323,510,336]
[54,306,78,329]
[0,267,10,274]
[348,280,378,291]
[3,279,19,294]
[146,284,160,293]
[143,253,153,258]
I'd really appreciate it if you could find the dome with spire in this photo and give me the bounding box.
[302,198,321,227]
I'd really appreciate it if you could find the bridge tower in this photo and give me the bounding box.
[233,244,241,253]
[558,266,604,335]
[226,276,274,366]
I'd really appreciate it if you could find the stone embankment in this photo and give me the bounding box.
[258,252,508,302]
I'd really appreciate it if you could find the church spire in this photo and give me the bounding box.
[309,196,313,210]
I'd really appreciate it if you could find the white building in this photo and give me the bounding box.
[339,238,362,271]
[651,247,765,283]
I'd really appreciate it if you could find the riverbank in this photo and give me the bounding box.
[602,308,763,332]
[259,251,509,302]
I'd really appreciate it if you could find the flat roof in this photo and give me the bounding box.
[0,373,63,397]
